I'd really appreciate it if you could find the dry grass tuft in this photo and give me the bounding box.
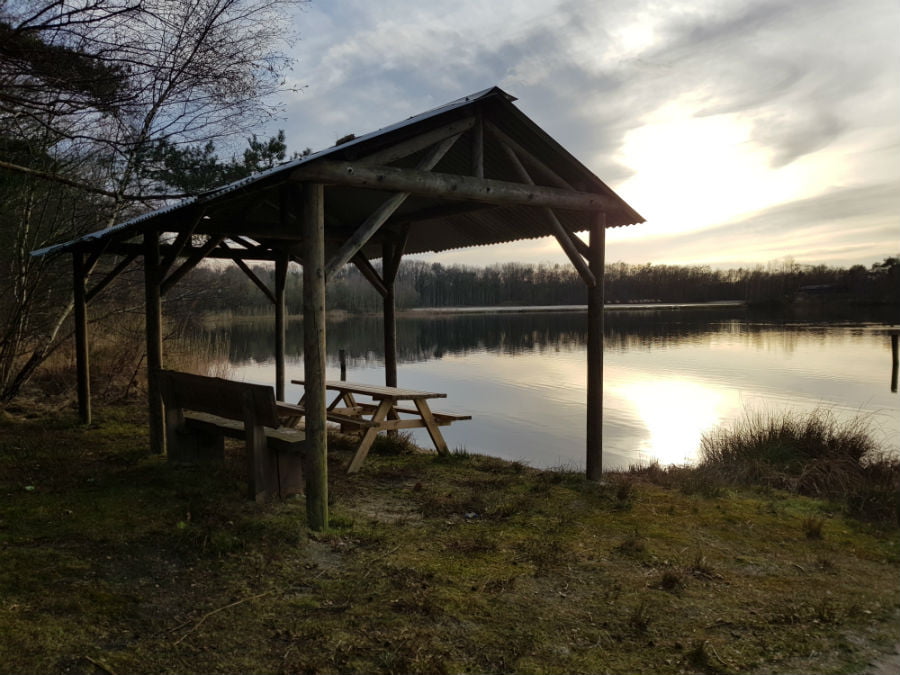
[697,409,899,525]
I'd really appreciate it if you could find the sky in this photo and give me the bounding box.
[269,0,900,270]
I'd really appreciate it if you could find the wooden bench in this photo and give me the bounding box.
[157,370,306,502]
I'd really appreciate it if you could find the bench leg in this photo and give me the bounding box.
[414,399,450,455]
[336,392,356,434]
[247,425,276,502]
[275,449,305,498]
[346,399,392,474]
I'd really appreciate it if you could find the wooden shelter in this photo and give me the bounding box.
[33,87,644,529]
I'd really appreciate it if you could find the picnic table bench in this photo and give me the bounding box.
[158,370,306,501]
[290,379,471,473]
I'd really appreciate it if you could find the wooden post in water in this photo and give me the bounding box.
[891,332,898,393]
[586,212,606,481]
[339,349,347,381]
[301,182,328,531]
[72,251,91,424]
[274,253,288,401]
[144,231,165,454]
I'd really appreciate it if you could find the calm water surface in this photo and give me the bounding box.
[200,306,899,470]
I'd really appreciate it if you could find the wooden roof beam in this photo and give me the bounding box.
[105,240,282,262]
[85,252,139,303]
[197,226,305,241]
[324,131,462,279]
[356,116,476,166]
[351,252,388,298]
[222,241,276,304]
[84,239,111,277]
[395,200,499,226]
[291,161,618,213]
[229,235,263,250]
[325,192,409,279]
[160,235,224,296]
[159,209,204,280]
[501,143,597,287]
[484,120,574,190]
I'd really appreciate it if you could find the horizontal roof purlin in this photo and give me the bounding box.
[32,86,643,259]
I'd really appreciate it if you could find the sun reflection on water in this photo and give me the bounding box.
[616,377,733,466]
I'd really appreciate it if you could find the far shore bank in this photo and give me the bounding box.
[201,300,747,325]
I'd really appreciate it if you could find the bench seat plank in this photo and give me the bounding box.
[184,411,306,448]
[292,379,446,400]
[352,402,472,422]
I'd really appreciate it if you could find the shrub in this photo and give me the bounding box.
[697,409,899,526]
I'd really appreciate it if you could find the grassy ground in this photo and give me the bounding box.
[1,404,898,674]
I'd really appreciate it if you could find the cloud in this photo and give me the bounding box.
[606,181,900,267]
[630,0,900,166]
[273,0,899,267]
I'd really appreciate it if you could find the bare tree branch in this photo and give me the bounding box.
[0,159,192,201]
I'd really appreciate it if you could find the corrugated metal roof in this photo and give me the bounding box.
[32,86,643,259]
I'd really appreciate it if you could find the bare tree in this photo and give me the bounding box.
[0,0,304,403]
[3,0,301,203]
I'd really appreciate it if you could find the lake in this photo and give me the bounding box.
[197,304,899,470]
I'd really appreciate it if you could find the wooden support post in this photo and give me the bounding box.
[301,182,328,531]
[339,349,347,381]
[72,251,91,424]
[586,212,606,481]
[383,238,398,388]
[275,253,288,401]
[144,231,165,454]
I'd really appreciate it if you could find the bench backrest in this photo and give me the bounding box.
[157,370,280,428]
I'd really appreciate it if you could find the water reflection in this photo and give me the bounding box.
[615,377,731,466]
[211,306,758,365]
[193,306,899,470]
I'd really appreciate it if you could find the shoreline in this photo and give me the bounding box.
[402,300,745,316]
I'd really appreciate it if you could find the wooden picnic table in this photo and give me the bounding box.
[290,380,471,473]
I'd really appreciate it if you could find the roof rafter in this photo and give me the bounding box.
[356,116,476,166]
[500,143,596,287]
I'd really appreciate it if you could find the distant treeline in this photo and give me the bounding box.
[174,256,899,316]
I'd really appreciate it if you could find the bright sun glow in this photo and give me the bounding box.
[610,100,808,240]
[616,376,728,466]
